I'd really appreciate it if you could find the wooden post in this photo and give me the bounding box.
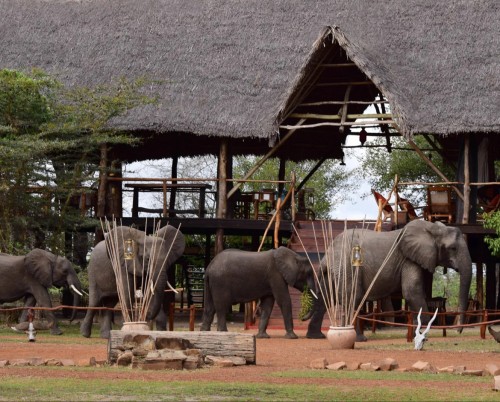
[169,156,178,217]
[476,261,484,310]
[480,310,488,339]
[407,311,413,342]
[96,143,108,218]
[462,135,470,224]
[215,140,228,255]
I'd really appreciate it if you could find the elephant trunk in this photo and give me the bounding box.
[146,270,167,321]
[456,247,472,333]
[68,274,83,322]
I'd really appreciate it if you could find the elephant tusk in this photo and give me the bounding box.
[70,284,84,297]
[310,289,318,300]
[166,280,178,294]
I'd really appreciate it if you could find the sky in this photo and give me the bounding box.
[123,134,380,221]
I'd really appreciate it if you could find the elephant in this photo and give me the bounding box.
[200,246,317,339]
[80,224,185,339]
[305,219,472,342]
[0,249,83,335]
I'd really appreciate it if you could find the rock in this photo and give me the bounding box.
[183,355,202,370]
[484,364,500,376]
[346,361,361,370]
[360,363,380,371]
[205,355,236,367]
[378,358,399,371]
[326,361,346,370]
[410,361,436,373]
[461,370,483,376]
[45,359,63,366]
[89,357,97,367]
[9,359,31,366]
[156,337,192,350]
[453,365,466,374]
[437,366,455,373]
[28,357,46,366]
[0,360,9,367]
[116,351,134,367]
[138,360,170,370]
[494,375,500,391]
[309,358,328,369]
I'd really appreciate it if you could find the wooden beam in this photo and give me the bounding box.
[227,119,306,199]
[315,81,374,87]
[289,113,392,120]
[319,63,356,68]
[215,140,228,255]
[279,120,396,130]
[408,140,464,201]
[97,143,108,218]
[299,100,388,107]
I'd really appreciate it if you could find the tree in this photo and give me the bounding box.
[356,135,455,207]
[0,68,155,255]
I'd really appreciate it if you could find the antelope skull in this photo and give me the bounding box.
[414,308,439,350]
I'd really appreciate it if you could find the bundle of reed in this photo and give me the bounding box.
[101,217,180,323]
[294,220,404,328]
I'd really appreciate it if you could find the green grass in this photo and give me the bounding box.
[0,368,497,401]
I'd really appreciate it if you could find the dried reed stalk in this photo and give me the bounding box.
[294,220,402,328]
[101,217,181,324]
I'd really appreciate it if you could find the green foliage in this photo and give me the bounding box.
[298,285,314,320]
[482,211,500,257]
[357,136,454,206]
[0,69,156,256]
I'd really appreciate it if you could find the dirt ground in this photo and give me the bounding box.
[1,318,499,392]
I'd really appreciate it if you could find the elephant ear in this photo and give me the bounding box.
[273,247,299,286]
[156,225,186,265]
[25,249,56,288]
[400,220,444,273]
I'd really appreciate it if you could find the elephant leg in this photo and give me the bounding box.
[306,296,326,339]
[274,292,298,339]
[19,295,37,323]
[32,289,62,335]
[354,317,368,342]
[256,296,275,339]
[155,306,168,331]
[99,308,114,339]
[80,306,96,338]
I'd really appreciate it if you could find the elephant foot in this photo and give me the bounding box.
[284,332,298,339]
[306,331,326,339]
[355,334,368,342]
[80,330,91,338]
[50,328,63,336]
[255,332,271,339]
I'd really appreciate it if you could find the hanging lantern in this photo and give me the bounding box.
[351,245,363,267]
[124,238,136,260]
[359,128,367,145]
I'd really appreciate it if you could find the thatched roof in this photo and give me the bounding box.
[1,0,498,161]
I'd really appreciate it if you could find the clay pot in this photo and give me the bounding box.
[326,326,356,349]
[121,321,150,331]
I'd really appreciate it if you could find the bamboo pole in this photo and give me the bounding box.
[279,120,396,130]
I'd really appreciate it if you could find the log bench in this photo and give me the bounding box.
[108,330,256,365]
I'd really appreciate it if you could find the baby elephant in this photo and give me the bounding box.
[201,247,316,339]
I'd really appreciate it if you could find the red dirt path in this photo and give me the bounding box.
[1,325,499,392]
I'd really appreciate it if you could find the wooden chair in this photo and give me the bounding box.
[426,186,454,223]
[253,189,276,220]
[185,265,205,308]
[372,189,393,221]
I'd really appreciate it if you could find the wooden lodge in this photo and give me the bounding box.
[1,1,500,314]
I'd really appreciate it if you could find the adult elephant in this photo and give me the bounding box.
[201,247,317,339]
[80,224,185,339]
[0,249,83,335]
[305,220,472,341]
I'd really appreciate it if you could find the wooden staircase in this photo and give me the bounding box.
[256,219,382,331]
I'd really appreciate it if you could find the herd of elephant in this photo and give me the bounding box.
[0,219,472,341]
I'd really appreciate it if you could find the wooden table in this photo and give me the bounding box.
[125,183,212,218]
